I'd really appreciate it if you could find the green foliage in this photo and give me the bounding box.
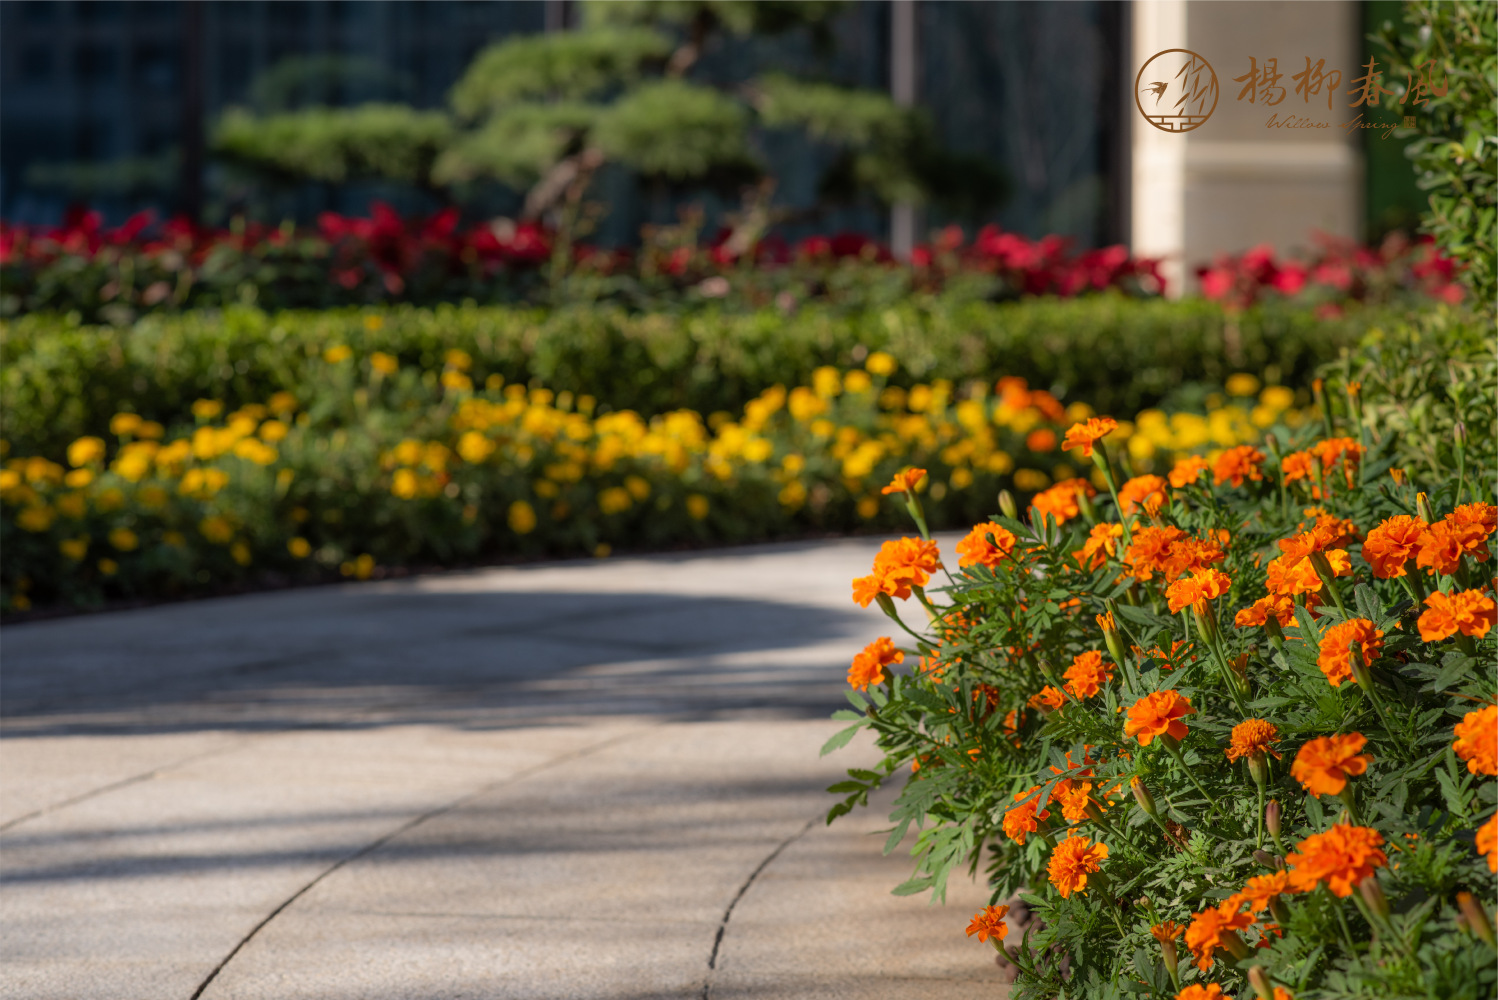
[826,358,1497,997]
[210,1,987,228]
[447,28,672,114]
[592,80,754,180]
[0,296,1376,459]
[433,103,600,188]
[213,104,454,185]
[1327,307,1497,489]
[247,54,414,111]
[1374,0,1497,312]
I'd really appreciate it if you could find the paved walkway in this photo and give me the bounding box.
[1,536,1009,999]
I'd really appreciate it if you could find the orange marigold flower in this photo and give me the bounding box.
[1057,779,1099,823]
[1315,618,1384,687]
[1004,788,1051,844]
[1285,823,1388,897]
[1123,525,1189,582]
[1151,920,1183,943]
[1290,733,1372,796]
[1212,445,1266,487]
[1064,650,1115,700]
[1096,610,1117,633]
[880,467,927,495]
[1361,515,1427,579]
[1166,567,1232,614]
[1453,705,1498,776]
[1415,512,1491,576]
[1047,834,1108,898]
[1073,522,1124,571]
[1124,690,1195,746]
[851,537,943,605]
[1175,986,1226,1000]
[1227,718,1282,762]
[1184,900,1252,971]
[1312,436,1364,489]
[1062,416,1118,457]
[1419,589,1497,642]
[1168,455,1210,489]
[965,904,1009,943]
[1264,549,1348,596]
[956,521,1018,570]
[1235,593,1297,629]
[1026,428,1058,452]
[1118,474,1169,515]
[1449,501,1498,543]
[1162,532,1229,582]
[1028,685,1066,712]
[1234,870,1291,913]
[847,637,902,691]
[1478,813,1497,874]
[1281,449,1314,484]
[1030,478,1097,526]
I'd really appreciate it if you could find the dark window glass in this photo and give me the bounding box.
[76,43,121,82]
[20,1,56,24]
[134,43,180,90]
[79,1,125,23]
[19,44,54,82]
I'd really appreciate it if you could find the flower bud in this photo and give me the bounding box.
[1458,891,1495,947]
[1247,753,1269,790]
[1389,467,1407,487]
[875,592,898,620]
[1252,849,1278,869]
[1268,894,1292,926]
[1454,421,1467,447]
[1248,966,1275,1000]
[998,489,1018,520]
[1130,776,1159,820]
[1416,491,1435,524]
[1358,875,1389,920]
[1264,799,1281,838]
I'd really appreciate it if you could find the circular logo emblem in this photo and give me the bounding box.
[1135,49,1219,133]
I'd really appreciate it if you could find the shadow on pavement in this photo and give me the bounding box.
[1,588,877,738]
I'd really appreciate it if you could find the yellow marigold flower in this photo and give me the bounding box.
[843,370,872,394]
[1453,705,1497,776]
[686,494,710,520]
[17,506,56,532]
[98,558,119,576]
[456,431,497,464]
[1227,719,1281,762]
[110,412,143,436]
[323,344,353,364]
[444,348,472,371]
[108,528,139,552]
[507,500,537,535]
[59,537,89,560]
[230,541,253,566]
[259,420,289,443]
[64,468,92,488]
[864,351,897,376]
[191,399,224,420]
[67,436,106,468]
[267,392,297,415]
[391,469,419,499]
[287,537,312,559]
[199,516,234,544]
[1047,834,1107,898]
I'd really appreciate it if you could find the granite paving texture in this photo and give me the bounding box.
[1,535,1009,999]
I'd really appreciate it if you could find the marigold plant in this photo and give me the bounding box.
[825,371,1497,999]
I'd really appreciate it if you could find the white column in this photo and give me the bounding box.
[1131,0,1189,297]
[889,0,918,260]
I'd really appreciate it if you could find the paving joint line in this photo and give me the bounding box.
[0,738,249,835]
[701,811,820,999]
[187,725,648,1000]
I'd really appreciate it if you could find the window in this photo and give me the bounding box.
[19,44,53,82]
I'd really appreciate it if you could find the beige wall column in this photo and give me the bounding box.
[1130,1,1362,296]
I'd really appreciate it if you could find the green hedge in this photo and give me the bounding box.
[2,295,1373,457]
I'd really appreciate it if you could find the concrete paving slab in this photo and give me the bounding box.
[0,534,1004,999]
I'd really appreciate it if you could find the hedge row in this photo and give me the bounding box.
[1,295,1378,457]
